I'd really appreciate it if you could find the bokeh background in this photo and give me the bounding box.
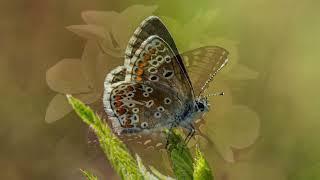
[1,0,320,179]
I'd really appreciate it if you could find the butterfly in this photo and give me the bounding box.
[99,16,229,151]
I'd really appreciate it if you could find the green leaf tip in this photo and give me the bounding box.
[149,166,175,180]
[67,95,143,180]
[166,129,194,180]
[136,155,159,180]
[80,169,98,180]
[193,146,213,180]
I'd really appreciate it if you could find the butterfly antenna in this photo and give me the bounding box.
[199,58,229,95]
[206,92,224,98]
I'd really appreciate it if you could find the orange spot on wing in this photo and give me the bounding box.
[115,96,121,101]
[115,101,123,107]
[117,108,126,115]
[123,119,133,128]
[138,62,146,68]
[136,76,142,82]
[136,69,144,76]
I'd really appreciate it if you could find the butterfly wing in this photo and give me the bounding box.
[181,46,229,96]
[104,80,188,134]
[124,35,194,100]
[124,16,192,94]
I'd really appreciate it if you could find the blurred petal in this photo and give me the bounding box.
[99,38,123,58]
[46,58,92,94]
[74,92,101,105]
[112,5,158,49]
[79,11,123,57]
[95,53,121,92]
[205,105,260,162]
[81,11,119,29]
[81,41,100,87]
[226,162,286,180]
[45,94,73,123]
[225,64,259,80]
[213,140,235,162]
[224,105,260,149]
[66,25,106,41]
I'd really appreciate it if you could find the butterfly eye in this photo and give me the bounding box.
[141,122,148,128]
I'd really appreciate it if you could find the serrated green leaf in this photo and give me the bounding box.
[67,95,143,180]
[149,166,175,180]
[193,146,213,180]
[166,130,194,180]
[136,154,159,180]
[80,169,98,180]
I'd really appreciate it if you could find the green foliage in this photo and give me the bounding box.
[193,146,213,180]
[292,162,320,180]
[80,169,98,180]
[67,95,143,180]
[166,130,194,180]
[136,155,158,180]
[67,95,214,180]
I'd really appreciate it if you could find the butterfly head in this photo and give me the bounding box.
[195,97,209,113]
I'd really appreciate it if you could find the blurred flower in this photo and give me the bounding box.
[45,5,157,123]
[161,10,260,162]
[46,5,260,164]
[188,79,260,163]
[215,161,286,180]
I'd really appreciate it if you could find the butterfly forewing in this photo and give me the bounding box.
[125,35,193,100]
[124,16,193,95]
[181,46,229,95]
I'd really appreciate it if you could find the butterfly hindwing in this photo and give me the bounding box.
[181,46,229,95]
[104,80,187,134]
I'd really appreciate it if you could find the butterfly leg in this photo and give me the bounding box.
[184,124,195,145]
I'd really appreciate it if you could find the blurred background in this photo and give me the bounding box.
[1,0,320,179]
